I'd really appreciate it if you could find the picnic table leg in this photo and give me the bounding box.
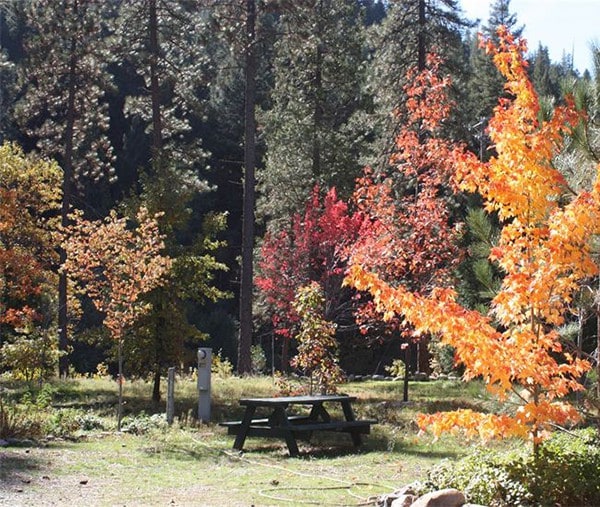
[272,406,299,457]
[233,405,256,451]
[341,399,362,447]
[308,402,330,422]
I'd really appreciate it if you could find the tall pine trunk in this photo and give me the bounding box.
[238,0,257,374]
[58,3,79,378]
[149,0,162,155]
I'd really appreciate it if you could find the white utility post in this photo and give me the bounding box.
[197,348,212,422]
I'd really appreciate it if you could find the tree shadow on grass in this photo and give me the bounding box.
[0,448,44,486]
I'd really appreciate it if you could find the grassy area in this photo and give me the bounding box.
[0,375,496,506]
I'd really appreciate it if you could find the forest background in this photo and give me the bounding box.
[1,0,598,395]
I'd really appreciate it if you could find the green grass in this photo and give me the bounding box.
[0,375,493,505]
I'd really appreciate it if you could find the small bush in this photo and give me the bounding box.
[385,359,406,377]
[529,428,600,505]
[0,396,46,440]
[425,429,600,506]
[0,331,61,383]
[46,408,82,438]
[121,412,167,435]
[425,447,528,506]
[251,344,267,375]
[211,350,233,379]
[76,412,107,431]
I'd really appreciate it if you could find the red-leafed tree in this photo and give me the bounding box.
[256,186,367,370]
[350,54,465,374]
[63,208,171,429]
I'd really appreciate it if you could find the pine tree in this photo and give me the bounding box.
[258,0,369,227]
[361,0,472,170]
[115,0,210,176]
[15,0,117,376]
[465,0,523,159]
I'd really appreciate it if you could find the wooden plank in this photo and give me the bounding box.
[239,395,357,406]
[290,420,375,433]
[220,415,311,427]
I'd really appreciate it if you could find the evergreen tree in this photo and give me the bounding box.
[464,0,522,159]
[115,0,210,178]
[529,44,579,101]
[361,0,472,170]
[258,0,369,227]
[116,0,230,400]
[15,0,117,376]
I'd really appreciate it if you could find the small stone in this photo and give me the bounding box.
[80,479,88,485]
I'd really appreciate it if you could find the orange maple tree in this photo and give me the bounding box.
[63,207,171,429]
[346,28,600,449]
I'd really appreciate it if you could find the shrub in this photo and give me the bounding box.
[45,408,82,438]
[0,395,46,440]
[425,429,600,506]
[529,428,600,505]
[211,350,233,379]
[425,446,533,506]
[385,358,406,377]
[251,344,267,375]
[121,412,167,435]
[0,331,61,383]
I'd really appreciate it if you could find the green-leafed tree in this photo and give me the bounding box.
[528,44,579,102]
[116,0,230,401]
[258,0,369,228]
[15,0,117,376]
[456,208,501,313]
[557,45,600,190]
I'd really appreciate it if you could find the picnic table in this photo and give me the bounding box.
[220,394,376,457]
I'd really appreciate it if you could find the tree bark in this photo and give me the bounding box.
[417,0,426,71]
[152,364,161,404]
[312,0,323,177]
[58,1,79,377]
[237,0,257,374]
[149,0,162,156]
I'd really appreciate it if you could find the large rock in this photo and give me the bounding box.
[411,488,466,507]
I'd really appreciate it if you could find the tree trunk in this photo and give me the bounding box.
[417,0,426,71]
[152,364,161,404]
[149,0,162,157]
[237,0,257,375]
[117,339,124,431]
[58,2,79,377]
[312,0,323,178]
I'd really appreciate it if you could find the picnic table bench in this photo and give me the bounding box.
[220,394,376,457]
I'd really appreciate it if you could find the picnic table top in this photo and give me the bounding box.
[239,394,357,406]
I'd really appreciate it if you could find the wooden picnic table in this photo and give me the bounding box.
[220,394,376,457]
